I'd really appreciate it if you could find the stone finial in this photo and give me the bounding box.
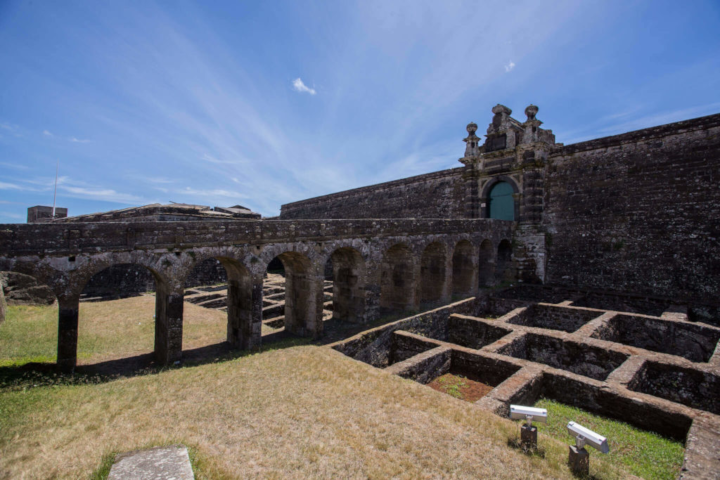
[492,104,512,116]
[463,121,480,158]
[525,104,539,121]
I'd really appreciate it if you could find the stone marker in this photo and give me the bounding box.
[108,445,194,480]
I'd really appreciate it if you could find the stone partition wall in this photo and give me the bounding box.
[280,168,466,219]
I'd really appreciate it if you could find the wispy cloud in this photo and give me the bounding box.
[292,78,316,95]
[0,181,23,190]
[69,137,91,143]
[0,211,23,219]
[504,61,516,73]
[43,130,54,137]
[61,185,142,203]
[0,161,29,171]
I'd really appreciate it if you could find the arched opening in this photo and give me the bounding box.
[183,257,252,351]
[452,240,475,297]
[329,247,366,323]
[478,240,495,287]
[380,244,416,313]
[487,182,515,221]
[0,272,58,367]
[81,264,154,301]
[78,264,161,365]
[496,240,513,284]
[265,252,322,337]
[420,242,448,305]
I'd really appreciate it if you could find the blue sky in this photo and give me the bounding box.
[1,0,719,222]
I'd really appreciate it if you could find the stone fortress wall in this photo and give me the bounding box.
[280,167,467,220]
[281,106,720,306]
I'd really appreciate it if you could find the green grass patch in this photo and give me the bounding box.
[0,305,58,366]
[526,398,684,480]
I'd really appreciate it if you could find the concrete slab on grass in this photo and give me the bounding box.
[108,445,194,479]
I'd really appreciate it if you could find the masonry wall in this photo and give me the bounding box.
[543,114,720,303]
[280,168,467,219]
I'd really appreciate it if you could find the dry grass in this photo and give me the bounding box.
[0,296,278,367]
[0,299,634,479]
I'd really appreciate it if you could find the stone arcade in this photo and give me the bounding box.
[1,104,719,476]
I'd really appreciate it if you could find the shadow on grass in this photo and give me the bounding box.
[506,435,547,459]
[0,291,454,396]
[0,310,413,391]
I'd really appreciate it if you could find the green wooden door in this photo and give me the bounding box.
[488,182,514,220]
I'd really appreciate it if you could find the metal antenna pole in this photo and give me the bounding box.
[52,161,59,218]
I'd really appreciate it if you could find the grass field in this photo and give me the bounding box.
[521,398,685,480]
[0,299,638,479]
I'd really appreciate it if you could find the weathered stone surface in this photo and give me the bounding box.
[0,271,55,306]
[108,445,194,480]
[0,276,6,324]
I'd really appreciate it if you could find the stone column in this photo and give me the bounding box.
[154,286,184,365]
[441,247,453,304]
[57,294,80,372]
[363,261,382,323]
[0,281,6,325]
[227,275,263,350]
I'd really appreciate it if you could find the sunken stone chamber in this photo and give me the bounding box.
[406,349,521,393]
[507,304,602,333]
[629,362,720,416]
[591,314,720,363]
[497,333,629,381]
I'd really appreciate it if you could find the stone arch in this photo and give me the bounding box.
[452,239,475,296]
[75,260,171,369]
[496,239,513,284]
[328,247,366,323]
[419,241,448,305]
[478,239,495,287]
[380,243,416,313]
[267,251,323,337]
[480,176,520,221]
[182,254,255,350]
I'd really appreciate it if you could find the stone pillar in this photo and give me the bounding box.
[441,248,453,303]
[154,286,184,365]
[227,275,263,350]
[0,281,6,325]
[284,271,324,338]
[363,262,382,323]
[57,294,80,372]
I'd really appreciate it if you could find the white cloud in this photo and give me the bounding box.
[505,61,516,73]
[292,78,316,95]
[0,161,29,171]
[69,137,91,143]
[60,185,143,203]
[182,186,247,198]
[0,181,22,190]
[0,211,23,219]
[43,130,54,137]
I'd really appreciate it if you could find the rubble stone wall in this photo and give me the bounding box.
[280,168,466,219]
[544,114,720,303]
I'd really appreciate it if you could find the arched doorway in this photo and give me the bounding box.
[487,182,515,221]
